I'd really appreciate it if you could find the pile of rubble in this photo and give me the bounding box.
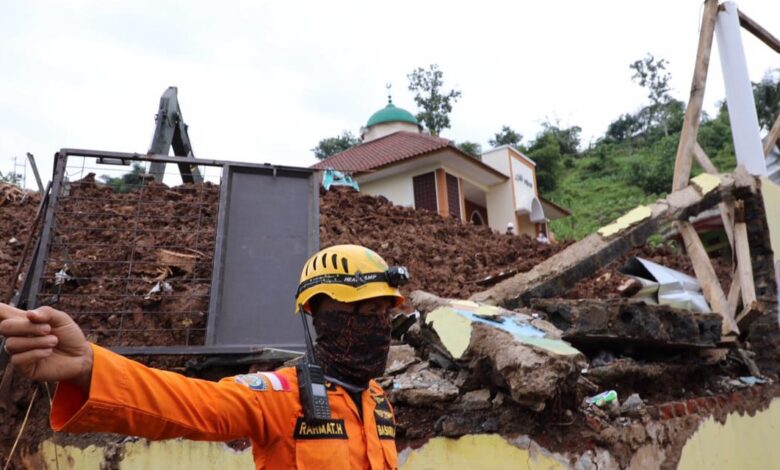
[320,188,572,299]
[0,177,778,469]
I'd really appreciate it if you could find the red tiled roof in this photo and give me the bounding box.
[311,131,454,172]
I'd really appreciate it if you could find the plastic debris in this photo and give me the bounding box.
[54,267,72,286]
[322,169,359,191]
[586,390,618,407]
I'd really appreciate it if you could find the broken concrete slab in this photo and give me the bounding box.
[408,292,586,410]
[463,322,586,410]
[389,367,459,406]
[453,389,492,411]
[531,299,722,349]
[385,344,419,375]
[470,172,755,310]
[422,300,579,359]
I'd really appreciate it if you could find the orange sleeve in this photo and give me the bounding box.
[51,344,267,442]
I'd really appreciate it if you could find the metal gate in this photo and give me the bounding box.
[21,149,318,356]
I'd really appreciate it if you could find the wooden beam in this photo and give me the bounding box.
[471,174,739,309]
[693,142,719,174]
[719,199,735,253]
[435,169,449,218]
[738,9,780,55]
[727,271,741,321]
[677,220,739,335]
[736,301,764,330]
[733,201,757,307]
[673,0,719,191]
[694,143,736,249]
[763,112,780,157]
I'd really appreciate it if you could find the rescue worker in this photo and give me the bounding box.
[0,244,407,470]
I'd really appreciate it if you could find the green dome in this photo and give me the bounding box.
[366,102,419,127]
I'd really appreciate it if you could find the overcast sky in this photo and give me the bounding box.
[1,0,779,187]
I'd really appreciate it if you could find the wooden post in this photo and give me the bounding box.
[677,220,739,334]
[693,142,719,174]
[733,201,757,307]
[763,113,780,157]
[673,0,719,191]
[738,9,780,55]
[727,273,741,320]
[719,199,736,252]
[693,143,736,249]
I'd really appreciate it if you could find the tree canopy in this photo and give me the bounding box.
[407,64,462,136]
[312,131,360,160]
[100,163,146,193]
[489,126,523,149]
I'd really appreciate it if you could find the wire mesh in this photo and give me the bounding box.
[34,157,223,347]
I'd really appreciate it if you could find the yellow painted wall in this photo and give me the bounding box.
[35,398,780,469]
[39,439,254,469]
[761,177,780,263]
[399,434,568,470]
[678,398,780,470]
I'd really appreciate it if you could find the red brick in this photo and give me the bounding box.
[707,397,719,410]
[697,398,710,413]
[659,404,675,420]
[686,399,699,414]
[673,402,687,417]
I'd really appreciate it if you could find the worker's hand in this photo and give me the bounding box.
[0,303,93,392]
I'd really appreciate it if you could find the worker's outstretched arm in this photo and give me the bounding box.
[0,303,266,442]
[0,304,93,391]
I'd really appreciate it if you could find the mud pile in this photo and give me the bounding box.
[319,188,571,299]
[0,179,772,470]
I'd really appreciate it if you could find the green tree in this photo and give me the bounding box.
[541,121,581,155]
[752,69,780,131]
[100,163,146,193]
[0,170,22,185]
[630,53,674,136]
[605,113,640,143]
[489,125,522,148]
[457,141,482,159]
[312,131,360,160]
[407,64,462,136]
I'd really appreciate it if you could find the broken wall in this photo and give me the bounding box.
[27,395,780,469]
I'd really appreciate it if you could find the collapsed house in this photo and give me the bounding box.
[1,2,780,468]
[0,159,778,469]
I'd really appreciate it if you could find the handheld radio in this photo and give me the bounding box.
[296,309,331,420]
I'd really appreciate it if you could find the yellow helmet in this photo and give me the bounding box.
[295,244,408,313]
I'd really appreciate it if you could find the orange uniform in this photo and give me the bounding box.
[51,344,398,470]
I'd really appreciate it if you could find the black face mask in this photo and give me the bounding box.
[313,309,392,389]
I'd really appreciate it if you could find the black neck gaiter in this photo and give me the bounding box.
[313,309,392,389]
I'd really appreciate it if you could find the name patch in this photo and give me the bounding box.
[376,422,396,439]
[374,410,396,440]
[293,418,348,440]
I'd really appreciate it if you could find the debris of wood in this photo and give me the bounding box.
[156,249,198,274]
[677,220,737,334]
[471,172,752,310]
[531,298,722,349]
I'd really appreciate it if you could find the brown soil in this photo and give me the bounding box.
[0,180,774,469]
[319,188,573,299]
